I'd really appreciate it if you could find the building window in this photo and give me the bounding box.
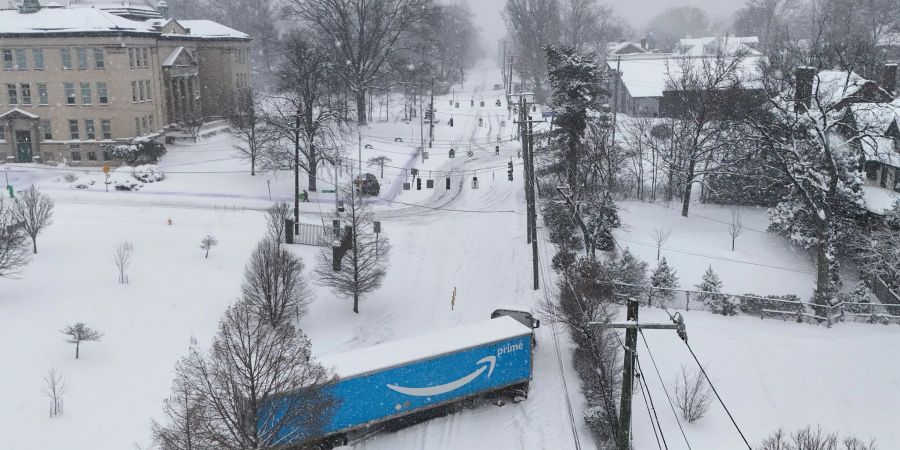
[131,81,138,102]
[148,114,154,131]
[80,82,91,104]
[6,84,17,105]
[85,119,96,140]
[20,83,31,105]
[142,48,149,67]
[103,150,111,161]
[93,47,104,69]
[141,116,148,132]
[32,48,44,70]
[146,80,152,101]
[138,80,145,101]
[64,83,76,105]
[71,151,81,161]
[14,49,27,70]
[37,83,48,105]
[69,119,79,140]
[60,48,71,70]
[88,151,97,161]
[2,49,12,70]
[128,48,135,69]
[97,82,108,104]
[135,117,141,135]
[40,120,52,140]
[77,48,88,70]
[101,119,111,139]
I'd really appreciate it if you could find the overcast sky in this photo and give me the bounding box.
[461,0,747,54]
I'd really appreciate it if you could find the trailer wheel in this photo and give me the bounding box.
[329,435,348,447]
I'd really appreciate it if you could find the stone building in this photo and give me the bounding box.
[0,0,251,165]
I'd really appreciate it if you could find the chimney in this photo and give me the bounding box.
[794,67,815,112]
[640,37,648,50]
[156,0,168,18]
[881,63,897,96]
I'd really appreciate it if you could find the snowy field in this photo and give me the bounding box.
[2,59,900,450]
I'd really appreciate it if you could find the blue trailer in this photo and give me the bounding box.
[264,315,535,448]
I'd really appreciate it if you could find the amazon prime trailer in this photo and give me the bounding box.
[265,315,534,448]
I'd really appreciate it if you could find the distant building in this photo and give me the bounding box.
[607,40,648,56]
[0,0,251,165]
[608,53,765,117]
[677,36,760,57]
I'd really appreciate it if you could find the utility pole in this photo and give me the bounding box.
[419,86,425,163]
[429,77,435,148]
[610,56,621,152]
[592,300,687,450]
[515,95,542,290]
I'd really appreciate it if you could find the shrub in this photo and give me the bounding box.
[739,294,803,316]
[759,426,876,450]
[673,365,712,423]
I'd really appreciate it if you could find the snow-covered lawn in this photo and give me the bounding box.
[633,307,900,449]
[615,200,817,297]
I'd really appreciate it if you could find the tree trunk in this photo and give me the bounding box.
[75,342,79,359]
[32,238,37,254]
[813,221,837,310]
[681,159,697,217]
[308,146,318,192]
[356,89,367,125]
[353,293,359,314]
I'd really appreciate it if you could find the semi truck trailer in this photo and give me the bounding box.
[263,314,536,448]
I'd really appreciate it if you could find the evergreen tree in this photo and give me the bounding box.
[613,248,648,302]
[842,280,873,314]
[545,45,608,189]
[586,191,620,253]
[650,257,679,306]
[696,265,735,315]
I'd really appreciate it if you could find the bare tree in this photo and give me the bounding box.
[759,426,878,450]
[289,0,434,125]
[12,185,54,254]
[230,89,277,176]
[114,241,134,284]
[242,239,313,326]
[265,202,291,244]
[0,196,30,279]
[184,120,204,143]
[42,367,66,417]
[166,301,335,449]
[200,235,218,259]
[61,322,104,359]
[315,186,391,313]
[649,227,672,261]
[151,376,207,450]
[673,365,712,423]
[728,210,743,252]
[503,0,561,102]
[367,156,392,179]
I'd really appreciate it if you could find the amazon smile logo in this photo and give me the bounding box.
[386,356,497,398]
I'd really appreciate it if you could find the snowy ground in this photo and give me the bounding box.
[2,58,900,450]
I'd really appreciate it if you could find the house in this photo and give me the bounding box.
[0,0,251,165]
[608,53,765,117]
[607,40,648,56]
[677,36,761,57]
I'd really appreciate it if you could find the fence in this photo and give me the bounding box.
[614,283,900,327]
[873,276,900,308]
[294,222,336,247]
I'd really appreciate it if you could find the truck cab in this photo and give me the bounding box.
[491,306,540,345]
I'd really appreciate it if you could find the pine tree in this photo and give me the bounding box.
[650,257,679,306]
[842,280,873,314]
[696,265,735,315]
[613,248,648,302]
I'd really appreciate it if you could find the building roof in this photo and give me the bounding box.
[610,54,765,98]
[678,36,760,57]
[161,45,194,66]
[862,184,900,215]
[0,108,39,119]
[0,6,249,39]
[608,41,646,55]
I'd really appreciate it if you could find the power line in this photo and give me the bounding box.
[635,356,668,450]
[681,338,753,450]
[638,329,694,450]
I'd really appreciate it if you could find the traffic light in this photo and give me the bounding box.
[449,118,454,127]
[507,161,514,181]
[416,178,422,190]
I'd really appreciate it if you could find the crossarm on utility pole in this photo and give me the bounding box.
[591,322,683,330]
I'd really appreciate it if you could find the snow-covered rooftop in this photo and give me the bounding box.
[0,7,248,39]
[862,184,900,215]
[318,316,532,380]
[610,54,765,98]
[678,36,760,57]
[0,7,152,34]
